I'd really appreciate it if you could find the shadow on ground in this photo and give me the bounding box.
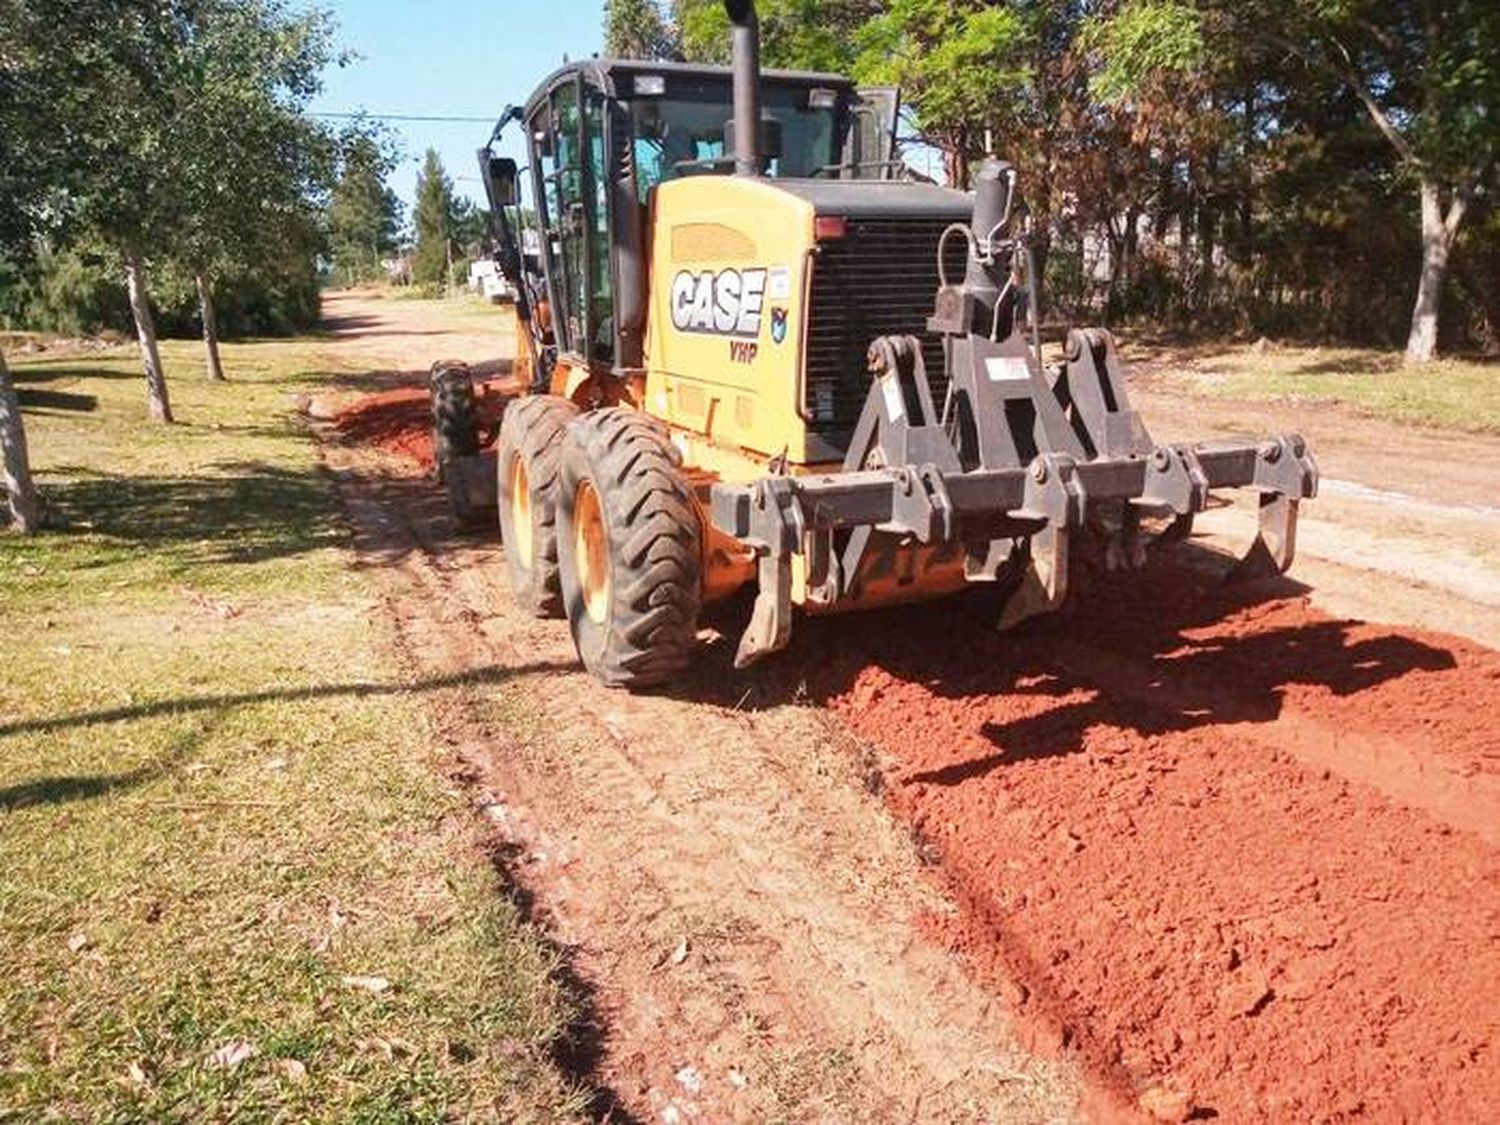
[0,659,572,748]
[675,551,1458,774]
[16,387,98,413]
[35,461,341,567]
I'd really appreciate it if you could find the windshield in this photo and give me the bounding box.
[629,83,841,200]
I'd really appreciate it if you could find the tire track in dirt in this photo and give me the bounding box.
[775,572,1500,1122]
[321,442,1082,1123]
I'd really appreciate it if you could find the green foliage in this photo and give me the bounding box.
[660,0,1500,346]
[676,0,878,72]
[2,234,321,339]
[1,244,131,337]
[1084,0,1205,104]
[327,131,403,287]
[411,149,456,289]
[675,0,730,63]
[167,0,337,284]
[851,0,1031,184]
[1213,0,1500,184]
[605,0,677,58]
[1,0,343,340]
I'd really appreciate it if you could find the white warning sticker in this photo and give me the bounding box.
[985,356,1032,383]
[767,265,792,300]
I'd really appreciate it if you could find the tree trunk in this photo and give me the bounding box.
[0,350,40,534]
[126,254,173,422]
[1104,216,1127,324]
[196,271,226,382]
[1404,180,1467,364]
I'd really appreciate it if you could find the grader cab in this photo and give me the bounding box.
[430,0,1317,688]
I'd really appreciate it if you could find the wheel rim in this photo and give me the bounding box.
[509,456,534,568]
[573,479,611,625]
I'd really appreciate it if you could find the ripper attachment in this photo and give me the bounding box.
[712,159,1318,667]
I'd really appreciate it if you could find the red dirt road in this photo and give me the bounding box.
[321,293,1500,1122]
[332,387,435,471]
[787,576,1500,1121]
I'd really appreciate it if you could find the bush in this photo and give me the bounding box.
[1,243,322,339]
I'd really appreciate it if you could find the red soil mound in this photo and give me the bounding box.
[332,387,434,471]
[783,570,1500,1121]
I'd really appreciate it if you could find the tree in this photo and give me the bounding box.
[676,0,880,70]
[854,2,1036,188]
[412,149,457,289]
[0,353,39,533]
[168,0,336,381]
[0,0,71,529]
[12,0,197,422]
[1158,0,1500,362]
[606,0,676,58]
[679,0,1033,188]
[327,131,403,286]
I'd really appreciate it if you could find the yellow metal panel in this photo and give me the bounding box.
[671,222,758,263]
[644,177,818,472]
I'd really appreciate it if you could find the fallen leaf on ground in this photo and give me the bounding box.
[206,1040,257,1069]
[342,974,390,993]
[274,1058,307,1082]
[180,587,243,620]
[67,932,90,953]
[363,1035,415,1061]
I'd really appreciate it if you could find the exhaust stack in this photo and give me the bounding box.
[725,0,761,175]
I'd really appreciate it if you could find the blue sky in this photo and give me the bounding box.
[312,1,607,213]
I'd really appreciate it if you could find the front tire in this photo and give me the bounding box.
[496,394,579,616]
[556,408,702,688]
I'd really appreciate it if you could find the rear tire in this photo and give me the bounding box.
[556,408,702,688]
[430,361,478,479]
[429,361,488,529]
[497,395,579,616]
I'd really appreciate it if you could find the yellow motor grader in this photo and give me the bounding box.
[430,0,1317,688]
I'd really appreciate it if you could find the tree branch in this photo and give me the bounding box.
[1260,29,1416,165]
[1443,192,1469,240]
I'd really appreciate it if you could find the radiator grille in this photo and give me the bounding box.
[803,216,969,443]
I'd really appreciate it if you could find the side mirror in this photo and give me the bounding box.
[484,155,519,207]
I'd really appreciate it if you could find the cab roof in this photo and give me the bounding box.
[522,57,856,119]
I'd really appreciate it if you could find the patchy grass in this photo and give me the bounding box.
[1,336,586,1120]
[1130,342,1500,433]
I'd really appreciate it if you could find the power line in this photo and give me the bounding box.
[312,111,496,124]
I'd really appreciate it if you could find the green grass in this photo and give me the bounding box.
[1137,343,1500,433]
[1,337,587,1121]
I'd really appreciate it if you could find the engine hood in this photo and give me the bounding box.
[770,177,973,219]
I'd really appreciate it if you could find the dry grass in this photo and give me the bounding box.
[1,336,587,1121]
[1124,340,1500,433]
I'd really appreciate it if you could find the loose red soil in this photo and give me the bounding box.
[332,387,435,471]
[330,365,1500,1122]
[783,573,1500,1121]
